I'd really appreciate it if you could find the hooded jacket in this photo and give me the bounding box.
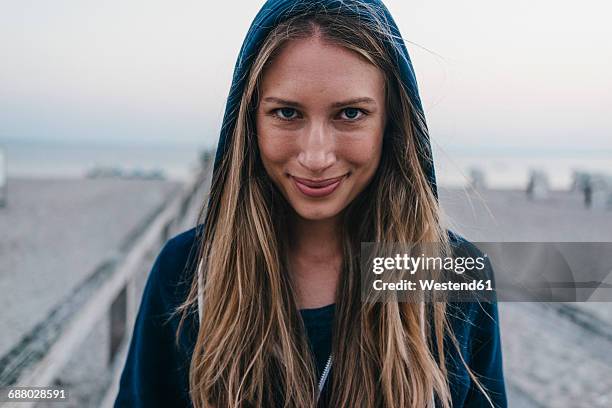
[114,0,507,407]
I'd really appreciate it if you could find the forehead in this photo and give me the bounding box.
[259,36,385,103]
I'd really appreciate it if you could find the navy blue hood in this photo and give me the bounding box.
[211,0,438,198]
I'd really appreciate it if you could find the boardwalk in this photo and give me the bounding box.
[0,171,209,407]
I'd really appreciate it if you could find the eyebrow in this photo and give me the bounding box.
[262,96,377,108]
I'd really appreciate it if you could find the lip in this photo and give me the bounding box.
[291,174,348,198]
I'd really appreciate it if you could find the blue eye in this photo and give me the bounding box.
[340,108,364,120]
[275,108,298,120]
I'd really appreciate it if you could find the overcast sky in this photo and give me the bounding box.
[1,0,610,151]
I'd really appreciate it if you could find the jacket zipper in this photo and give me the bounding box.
[316,353,333,401]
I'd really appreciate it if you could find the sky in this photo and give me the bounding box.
[0,0,611,152]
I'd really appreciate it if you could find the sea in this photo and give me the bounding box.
[0,139,611,190]
[0,139,208,182]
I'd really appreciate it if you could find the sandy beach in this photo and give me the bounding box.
[0,177,182,358]
[440,187,612,241]
[440,187,612,407]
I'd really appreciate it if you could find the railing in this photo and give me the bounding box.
[0,150,213,408]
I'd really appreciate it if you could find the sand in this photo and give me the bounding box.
[0,177,182,358]
[439,187,612,407]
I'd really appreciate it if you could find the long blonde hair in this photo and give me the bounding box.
[176,7,494,408]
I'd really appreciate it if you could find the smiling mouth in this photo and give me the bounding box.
[291,174,348,198]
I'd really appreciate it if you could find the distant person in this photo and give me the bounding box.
[526,170,550,200]
[115,1,507,407]
[584,180,593,208]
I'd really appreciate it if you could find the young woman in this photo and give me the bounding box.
[115,0,507,407]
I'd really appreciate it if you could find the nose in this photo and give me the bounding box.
[296,121,336,174]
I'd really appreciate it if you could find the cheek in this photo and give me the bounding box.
[348,140,382,165]
[256,122,295,167]
[338,128,384,169]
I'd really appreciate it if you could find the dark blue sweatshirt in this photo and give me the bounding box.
[115,0,507,406]
[114,226,507,407]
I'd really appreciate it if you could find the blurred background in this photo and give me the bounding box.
[1,0,611,406]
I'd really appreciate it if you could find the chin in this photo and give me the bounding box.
[290,200,345,221]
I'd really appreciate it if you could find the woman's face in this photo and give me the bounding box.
[256,35,386,221]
